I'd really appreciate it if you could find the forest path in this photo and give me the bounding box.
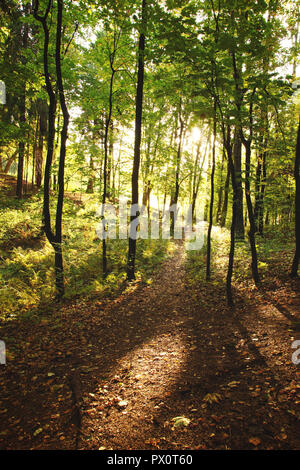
[0,241,299,450]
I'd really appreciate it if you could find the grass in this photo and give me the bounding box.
[0,192,174,320]
[185,223,295,287]
[0,188,295,320]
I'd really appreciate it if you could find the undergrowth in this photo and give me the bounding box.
[0,192,173,320]
[185,224,295,288]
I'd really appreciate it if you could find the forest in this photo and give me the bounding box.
[0,0,299,452]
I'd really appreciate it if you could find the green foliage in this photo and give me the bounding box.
[0,193,173,319]
[186,223,295,288]
[0,0,299,309]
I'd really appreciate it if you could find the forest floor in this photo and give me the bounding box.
[0,239,299,450]
[0,173,38,196]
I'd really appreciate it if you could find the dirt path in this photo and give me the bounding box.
[0,242,299,450]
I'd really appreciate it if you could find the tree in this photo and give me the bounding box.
[290,115,300,277]
[206,100,216,280]
[33,0,70,296]
[127,0,147,281]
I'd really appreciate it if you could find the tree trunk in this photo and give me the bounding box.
[102,64,115,278]
[35,122,43,188]
[258,149,267,235]
[243,140,260,285]
[142,133,152,207]
[170,106,184,237]
[127,0,147,281]
[106,119,113,199]
[16,83,25,198]
[254,154,262,231]
[86,156,94,193]
[226,141,237,307]
[54,0,70,297]
[191,140,201,224]
[206,102,217,280]
[36,99,47,188]
[220,153,230,227]
[4,150,18,174]
[216,148,225,224]
[16,4,29,198]
[233,128,244,240]
[33,0,69,298]
[290,116,300,277]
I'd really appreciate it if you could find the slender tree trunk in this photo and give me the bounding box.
[35,122,43,187]
[206,102,217,280]
[231,51,259,285]
[33,1,56,242]
[36,99,47,187]
[254,153,262,231]
[291,116,300,277]
[117,136,122,199]
[16,5,29,198]
[216,114,236,305]
[52,109,61,190]
[86,156,94,193]
[204,146,211,222]
[54,0,70,296]
[191,140,201,224]
[292,19,299,78]
[226,142,237,307]
[142,134,152,207]
[220,135,231,228]
[32,117,38,186]
[106,120,113,199]
[102,65,115,278]
[24,131,30,194]
[258,149,267,235]
[33,0,69,298]
[233,128,244,240]
[254,132,267,236]
[216,148,225,224]
[170,105,184,237]
[174,119,183,207]
[17,83,25,198]
[127,0,146,281]
[243,140,260,285]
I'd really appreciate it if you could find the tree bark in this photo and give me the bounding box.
[35,121,43,188]
[4,150,18,174]
[170,105,184,237]
[102,58,115,278]
[290,116,300,277]
[254,154,262,231]
[206,102,217,280]
[258,149,267,235]
[216,148,225,224]
[243,139,260,285]
[54,0,70,296]
[16,4,29,198]
[220,137,231,227]
[16,83,25,198]
[127,0,147,281]
[86,156,94,193]
[33,0,69,298]
[233,128,244,239]
[226,140,237,307]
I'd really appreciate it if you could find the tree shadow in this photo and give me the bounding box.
[0,247,299,450]
[147,278,299,450]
